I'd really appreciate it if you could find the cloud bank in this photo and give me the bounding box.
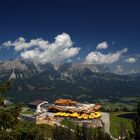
[2,33,80,64]
[2,35,129,65]
[85,48,127,64]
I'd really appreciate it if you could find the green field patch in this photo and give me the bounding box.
[110,112,133,138]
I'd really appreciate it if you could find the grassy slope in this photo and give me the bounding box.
[61,119,76,129]
[21,110,34,114]
[110,112,133,138]
[38,124,54,138]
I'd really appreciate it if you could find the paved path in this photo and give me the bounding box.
[101,112,110,134]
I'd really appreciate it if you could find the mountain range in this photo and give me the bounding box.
[0,58,140,103]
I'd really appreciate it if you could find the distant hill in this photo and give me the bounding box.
[0,58,140,103]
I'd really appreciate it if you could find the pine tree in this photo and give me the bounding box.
[0,80,45,140]
[133,101,140,140]
[0,80,13,106]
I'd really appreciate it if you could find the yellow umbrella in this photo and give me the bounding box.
[70,113,76,117]
[93,112,101,119]
[54,112,61,116]
[58,112,64,117]
[62,112,67,116]
[89,113,94,119]
[81,113,88,119]
[84,114,89,119]
[73,112,80,117]
[64,113,70,117]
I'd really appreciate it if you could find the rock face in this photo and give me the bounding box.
[0,58,38,79]
[0,59,109,80]
[58,63,109,73]
[0,58,140,103]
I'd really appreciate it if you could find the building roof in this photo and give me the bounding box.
[48,103,102,113]
[54,98,78,105]
[48,105,64,112]
[28,100,46,106]
[93,104,102,110]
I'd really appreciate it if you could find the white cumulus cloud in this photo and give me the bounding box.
[2,37,31,51]
[84,48,127,64]
[96,41,108,50]
[2,33,80,64]
[125,57,136,63]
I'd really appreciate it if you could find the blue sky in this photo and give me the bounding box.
[0,0,140,74]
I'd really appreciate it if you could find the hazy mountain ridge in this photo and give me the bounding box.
[0,58,140,103]
[0,59,110,79]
